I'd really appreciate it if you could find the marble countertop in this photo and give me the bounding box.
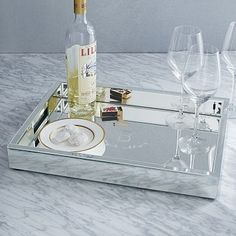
[0,53,236,236]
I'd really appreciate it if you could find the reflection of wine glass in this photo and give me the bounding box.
[166,25,203,129]
[222,22,236,118]
[163,129,188,171]
[179,45,221,155]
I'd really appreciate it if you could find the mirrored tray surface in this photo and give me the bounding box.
[7,82,229,198]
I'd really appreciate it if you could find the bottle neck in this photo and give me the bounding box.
[74,13,87,24]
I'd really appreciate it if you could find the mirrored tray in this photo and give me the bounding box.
[7,82,229,198]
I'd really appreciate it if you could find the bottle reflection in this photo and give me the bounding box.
[68,108,96,121]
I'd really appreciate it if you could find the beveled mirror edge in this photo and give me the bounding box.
[213,102,229,177]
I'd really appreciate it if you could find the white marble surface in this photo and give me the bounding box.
[0,53,236,236]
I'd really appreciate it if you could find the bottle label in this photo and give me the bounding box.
[66,41,96,105]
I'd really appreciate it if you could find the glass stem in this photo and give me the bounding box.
[178,86,184,116]
[189,154,195,169]
[230,72,236,106]
[174,129,181,160]
[193,103,200,137]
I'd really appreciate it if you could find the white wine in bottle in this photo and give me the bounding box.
[65,0,96,119]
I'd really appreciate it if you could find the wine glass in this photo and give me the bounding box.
[166,25,203,129]
[164,25,203,171]
[179,45,221,156]
[222,22,236,118]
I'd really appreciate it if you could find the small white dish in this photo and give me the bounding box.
[39,119,105,152]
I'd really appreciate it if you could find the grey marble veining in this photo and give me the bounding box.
[0,53,236,235]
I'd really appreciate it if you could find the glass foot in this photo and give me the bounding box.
[163,158,188,171]
[179,135,210,155]
[166,113,193,130]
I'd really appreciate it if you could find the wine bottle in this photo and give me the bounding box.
[65,0,96,119]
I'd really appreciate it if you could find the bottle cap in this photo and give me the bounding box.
[74,0,86,14]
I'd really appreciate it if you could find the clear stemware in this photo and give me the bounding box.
[164,25,203,171]
[166,25,204,129]
[179,45,221,157]
[222,22,236,118]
